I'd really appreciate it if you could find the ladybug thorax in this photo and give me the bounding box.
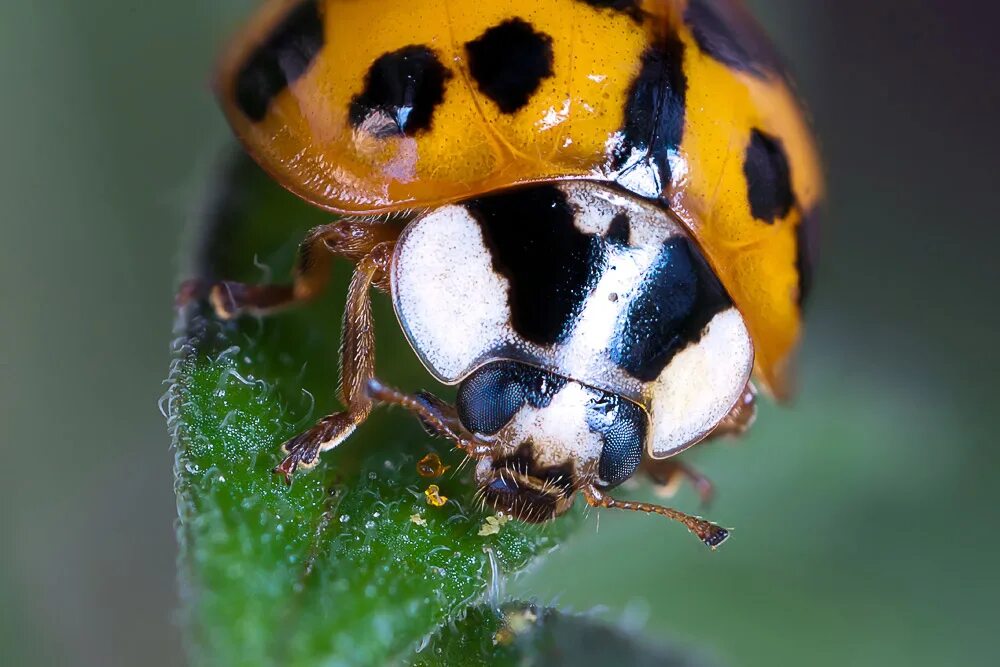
[392,181,755,462]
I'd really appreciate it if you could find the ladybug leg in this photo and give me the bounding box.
[710,382,757,439]
[366,379,495,458]
[204,219,400,318]
[411,391,468,440]
[636,383,756,506]
[581,484,730,550]
[639,458,716,507]
[274,242,394,482]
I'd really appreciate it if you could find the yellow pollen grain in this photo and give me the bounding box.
[424,484,448,507]
[478,512,511,536]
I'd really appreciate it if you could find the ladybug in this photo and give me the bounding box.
[207,0,823,547]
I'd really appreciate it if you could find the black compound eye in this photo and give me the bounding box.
[590,397,647,486]
[457,362,527,435]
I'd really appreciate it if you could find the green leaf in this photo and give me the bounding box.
[168,152,582,666]
[416,603,717,667]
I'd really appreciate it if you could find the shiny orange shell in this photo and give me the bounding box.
[216,0,824,398]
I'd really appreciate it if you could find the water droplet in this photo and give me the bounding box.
[339,514,350,523]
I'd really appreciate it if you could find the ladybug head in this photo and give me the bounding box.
[459,361,648,521]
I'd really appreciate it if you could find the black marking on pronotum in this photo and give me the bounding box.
[457,361,567,435]
[234,0,324,122]
[604,213,631,245]
[796,206,821,308]
[744,128,795,223]
[612,33,688,195]
[611,236,732,382]
[349,45,452,138]
[465,18,554,113]
[465,186,605,346]
[684,0,786,79]
[576,0,644,23]
[588,394,646,487]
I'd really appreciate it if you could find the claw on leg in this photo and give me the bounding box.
[273,413,359,483]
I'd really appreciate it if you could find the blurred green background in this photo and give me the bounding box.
[2,1,997,666]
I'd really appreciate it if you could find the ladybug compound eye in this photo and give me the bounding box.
[588,395,647,487]
[456,361,565,436]
[456,362,527,435]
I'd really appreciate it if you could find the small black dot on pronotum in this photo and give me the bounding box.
[234,0,325,122]
[743,128,795,223]
[349,45,451,138]
[465,18,554,114]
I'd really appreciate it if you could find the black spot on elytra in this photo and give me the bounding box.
[234,0,324,122]
[685,0,786,79]
[796,206,821,308]
[349,45,451,137]
[605,213,631,245]
[612,34,688,195]
[589,395,646,487]
[457,361,567,435]
[576,0,643,23]
[611,236,732,382]
[465,18,554,113]
[744,128,795,223]
[465,186,605,346]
